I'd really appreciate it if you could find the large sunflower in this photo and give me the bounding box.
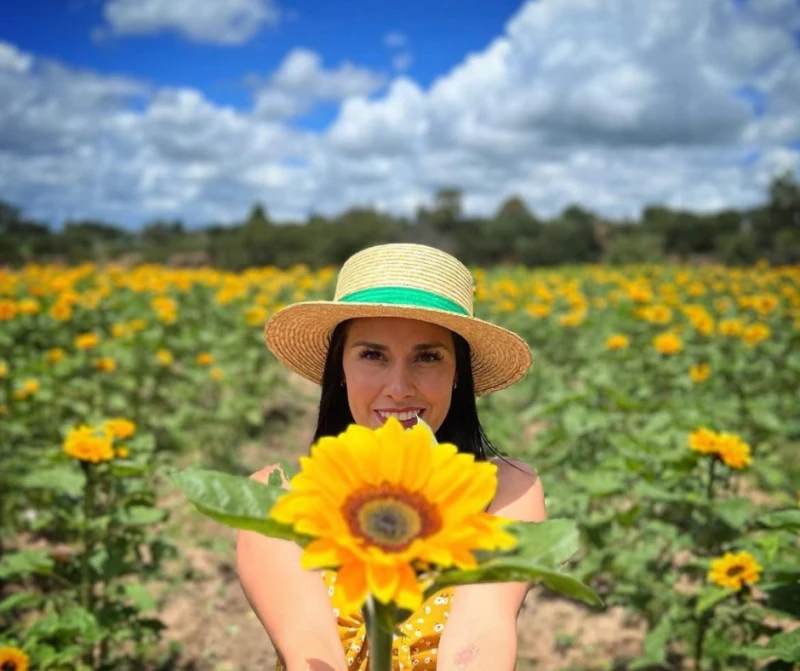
[269,417,517,614]
[0,646,30,671]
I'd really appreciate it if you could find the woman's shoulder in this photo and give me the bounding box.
[486,455,546,520]
[488,455,538,479]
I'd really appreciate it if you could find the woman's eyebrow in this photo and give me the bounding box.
[350,340,387,350]
[412,342,447,351]
[349,341,448,351]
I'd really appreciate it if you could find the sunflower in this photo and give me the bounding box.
[269,417,517,614]
[605,334,629,350]
[63,425,115,463]
[688,427,718,454]
[689,362,710,383]
[653,332,682,355]
[715,433,752,470]
[105,418,136,440]
[708,551,762,590]
[0,646,29,671]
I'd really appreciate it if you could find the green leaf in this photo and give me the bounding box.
[757,509,800,531]
[427,561,601,606]
[0,591,41,614]
[501,519,580,567]
[110,461,147,477]
[171,468,309,545]
[0,550,54,579]
[119,506,167,526]
[714,497,754,530]
[695,585,735,615]
[568,470,627,497]
[629,614,673,670]
[20,467,85,496]
[424,520,601,607]
[743,628,800,662]
[124,583,156,611]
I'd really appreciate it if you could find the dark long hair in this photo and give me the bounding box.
[311,319,518,468]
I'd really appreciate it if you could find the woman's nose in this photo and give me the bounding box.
[385,364,415,399]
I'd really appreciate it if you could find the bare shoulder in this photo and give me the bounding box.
[487,456,546,522]
[249,463,291,490]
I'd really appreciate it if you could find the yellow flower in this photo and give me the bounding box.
[197,352,214,366]
[63,425,115,463]
[269,417,517,614]
[719,319,744,336]
[0,361,7,378]
[18,299,40,315]
[115,446,130,459]
[94,356,117,373]
[76,332,100,350]
[210,367,224,381]
[653,332,682,355]
[606,334,629,351]
[689,363,710,383]
[525,303,551,318]
[708,551,762,591]
[13,379,39,400]
[111,322,129,338]
[742,323,770,347]
[715,433,752,470]
[129,318,148,332]
[688,427,718,454]
[0,299,18,321]
[46,348,66,364]
[0,646,29,671]
[157,349,174,366]
[244,305,268,327]
[49,301,73,322]
[105,418,136,440]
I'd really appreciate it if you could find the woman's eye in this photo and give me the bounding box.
[418,351,443,363]
[359,349,384,361]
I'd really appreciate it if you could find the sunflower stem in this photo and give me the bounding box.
[362,596,395,671]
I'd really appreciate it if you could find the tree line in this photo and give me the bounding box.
[1,172,799,269]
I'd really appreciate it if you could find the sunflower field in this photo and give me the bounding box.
[0,260,798,671]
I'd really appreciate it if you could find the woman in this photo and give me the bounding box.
[236,243,547,671]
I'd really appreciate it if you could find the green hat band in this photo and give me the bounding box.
[338,287,470,316]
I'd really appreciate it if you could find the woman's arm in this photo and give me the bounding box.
[236,465,348,671]
[436,459,546,671]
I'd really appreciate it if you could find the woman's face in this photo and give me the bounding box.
[341,317,458,432]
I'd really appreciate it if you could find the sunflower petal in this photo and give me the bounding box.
[336,561,370,614]
[367,560,402,604]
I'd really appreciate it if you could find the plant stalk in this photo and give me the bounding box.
[362,596,395,671]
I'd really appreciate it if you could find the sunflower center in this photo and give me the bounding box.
[342,482,442,552]
[2,662,18,671]
[726,565,745,578]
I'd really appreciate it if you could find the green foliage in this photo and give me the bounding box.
[2,172,798,268]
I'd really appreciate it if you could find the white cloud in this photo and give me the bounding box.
[0,42,33,73]
[1,0,799,228]
[254,48,385,119]
[384,31,408,48]
[102,0,279,45]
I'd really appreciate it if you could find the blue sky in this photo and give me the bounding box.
[0,0,799,228]
[2,0,522,127]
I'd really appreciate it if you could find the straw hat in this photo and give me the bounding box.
[264,243,532,396]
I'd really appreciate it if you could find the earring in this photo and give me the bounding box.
[453,381,457,389]
[341,379,346,387]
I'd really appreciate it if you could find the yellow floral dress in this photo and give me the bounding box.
[275,569,455,671]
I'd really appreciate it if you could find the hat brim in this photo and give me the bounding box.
[264,302,532,396]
